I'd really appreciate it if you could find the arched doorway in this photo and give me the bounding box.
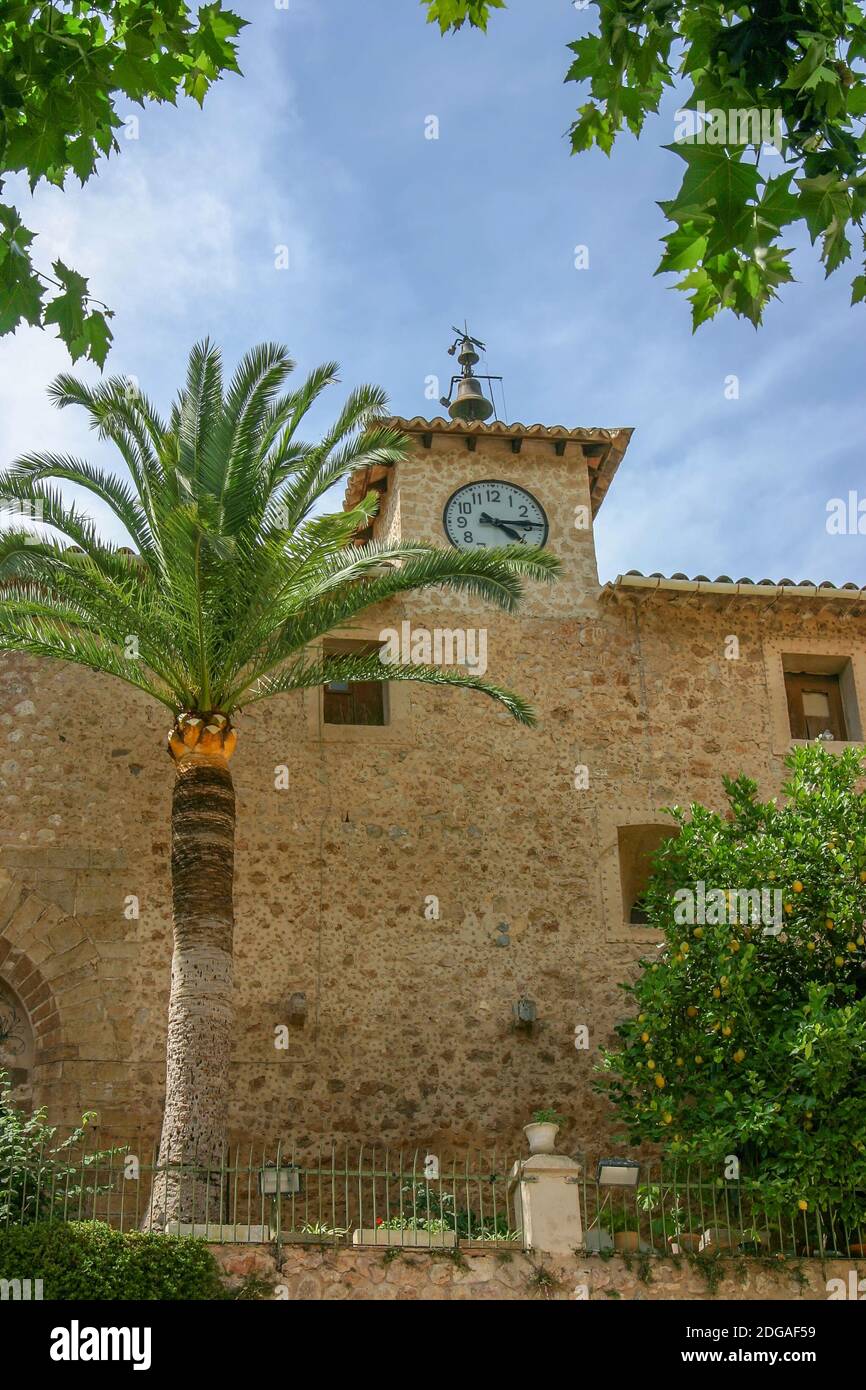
[0,978,35,1106]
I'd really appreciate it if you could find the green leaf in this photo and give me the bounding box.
[569,103,615,156]
[70,309,114,370]
[666,144,762,240]
[0,223,45,333]
[424,1,505,34]
[42,260,91,354]
[656,224,708,274]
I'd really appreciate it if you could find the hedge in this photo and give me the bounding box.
[0,1221,227,1300]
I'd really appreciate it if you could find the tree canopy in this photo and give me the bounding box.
[0,2,246,365]
[424,1,866,327]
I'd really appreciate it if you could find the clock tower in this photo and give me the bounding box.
[344,329,634,618]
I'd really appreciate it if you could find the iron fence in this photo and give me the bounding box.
[0,1141,523,1255]
[3,1139,864,1261]
[576,1155,866,1260]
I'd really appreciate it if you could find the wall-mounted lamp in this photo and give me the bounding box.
[513,996,537,1034]
[285,992,307,1027]
[596,1157,640,1187]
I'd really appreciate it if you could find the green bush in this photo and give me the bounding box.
[0,1070,122,1224]
[597,744,866,1232]
[0,1221,226,1300]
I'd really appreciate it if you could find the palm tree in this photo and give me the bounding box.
[0,340,558,1226]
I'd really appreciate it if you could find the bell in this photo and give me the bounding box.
[449,375,494,423]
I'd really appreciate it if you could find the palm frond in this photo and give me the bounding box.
[241,652,538,726]
[1,340,555,721]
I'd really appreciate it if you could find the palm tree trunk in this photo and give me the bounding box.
[146,754,235,1231]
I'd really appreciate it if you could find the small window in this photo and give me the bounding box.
[783,659,859,742]
[322,640,387,727]
[617,824,678,928]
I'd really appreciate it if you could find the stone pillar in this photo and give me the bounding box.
[509,1154,583,1255]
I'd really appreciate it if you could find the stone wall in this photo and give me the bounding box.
[1,426,864,1151]
[212,1244,864,1302]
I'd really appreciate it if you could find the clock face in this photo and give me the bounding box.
[443,480,549,551]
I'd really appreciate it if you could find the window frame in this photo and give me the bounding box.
[764,640,866,755]
[599,806,677,944]
[305,630,413,745]
[321,638,389,728]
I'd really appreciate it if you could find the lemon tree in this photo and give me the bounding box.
[598,743,866,1231]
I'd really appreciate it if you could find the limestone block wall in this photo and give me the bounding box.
[2,591,863,1150]
[0,422,864,1150]
[212,1244,864,1302]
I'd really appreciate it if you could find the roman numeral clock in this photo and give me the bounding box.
[443,480,549,550]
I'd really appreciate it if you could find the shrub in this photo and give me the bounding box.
[0,1070,122,1224]
[597,745,866,1232]
[0,1221,226,1300]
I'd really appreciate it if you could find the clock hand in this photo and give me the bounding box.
[478,512,526,543]
[480,515,544,529]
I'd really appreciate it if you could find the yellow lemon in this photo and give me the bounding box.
[695,1055,703,1065]
[641,1032,650,1042]
[793,881,803,893]
[687,1005,698,1018]
[693,927,703,939]
[663,1112,673,1124]
[713,988,721,999]
[798,1199,808,1212]
[733,1048,746,1063]
[654,1073,666,1088]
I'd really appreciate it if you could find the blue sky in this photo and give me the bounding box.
[1,0,864,584]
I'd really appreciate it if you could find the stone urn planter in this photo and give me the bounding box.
[523,1122,559,1156]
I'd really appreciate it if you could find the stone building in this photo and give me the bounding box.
[1,384,865,1155]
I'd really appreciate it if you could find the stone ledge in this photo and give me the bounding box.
[207,1245,864,1301]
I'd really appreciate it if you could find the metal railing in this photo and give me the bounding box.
[4,1139,863,1261]
[576,1155,866,1260]
[0,1141,523,1255]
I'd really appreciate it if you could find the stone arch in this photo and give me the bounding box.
[0,870,103,1119]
